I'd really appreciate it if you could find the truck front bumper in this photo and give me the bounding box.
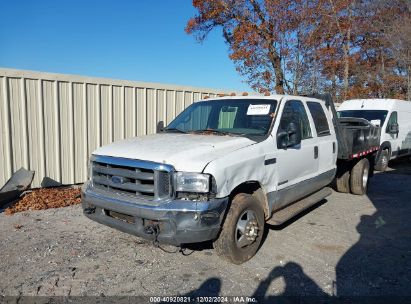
[81,182,229,246]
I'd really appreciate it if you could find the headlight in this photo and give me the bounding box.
[173,172,210,193]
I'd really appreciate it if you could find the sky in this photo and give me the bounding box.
[0,0,250,91]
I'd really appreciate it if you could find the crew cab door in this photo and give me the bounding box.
[306,101,336,175]
[273,99,319,210]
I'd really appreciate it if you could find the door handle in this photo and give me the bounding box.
[314,146,319,159]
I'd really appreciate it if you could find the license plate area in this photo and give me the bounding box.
[106,210,135,224]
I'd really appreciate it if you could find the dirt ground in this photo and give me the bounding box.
[0,159,410,300]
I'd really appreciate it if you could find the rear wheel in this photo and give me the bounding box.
[350,158,370,195]
[375,149,389,172]
[334,170,350,193]
[214,193,265,264]
[333,162,351,193]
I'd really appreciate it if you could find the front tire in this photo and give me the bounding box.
[350,158,370,195]
[214,193,265,264]
[375,149,389,172]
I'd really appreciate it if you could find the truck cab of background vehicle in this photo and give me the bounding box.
[82,95,337,264]
[338,99,411,171]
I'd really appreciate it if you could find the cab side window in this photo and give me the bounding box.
[386,111,398,133]
[307,102,331,136]
[278,100,312,139]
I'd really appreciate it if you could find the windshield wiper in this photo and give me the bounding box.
[164,128,187,133]
[192,129,242,136]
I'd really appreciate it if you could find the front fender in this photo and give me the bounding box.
[203,145,273,198]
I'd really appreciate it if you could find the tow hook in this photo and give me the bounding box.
[144,224,160,246]
[143,224,192,256]
[84,207,96,214]
[144,224,160,236]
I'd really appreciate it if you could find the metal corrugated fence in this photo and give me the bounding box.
[0,68,230,187]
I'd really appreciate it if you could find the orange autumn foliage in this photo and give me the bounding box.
[186,0,411,101]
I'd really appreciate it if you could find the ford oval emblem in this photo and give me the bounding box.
[111,176,125,184]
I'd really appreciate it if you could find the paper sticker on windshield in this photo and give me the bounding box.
[247,104,271,115]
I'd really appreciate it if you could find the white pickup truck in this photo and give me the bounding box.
[82,94,380,264]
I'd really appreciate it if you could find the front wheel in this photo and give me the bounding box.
[375,149,389,172]
[214,193,265,264]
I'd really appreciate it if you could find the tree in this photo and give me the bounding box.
[186,0,411,100]
[370,0,411,99]
[325,0,356,99]
[350,0,410,99]
[186,0,310,94]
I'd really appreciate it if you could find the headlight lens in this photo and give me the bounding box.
[173,172,210,193]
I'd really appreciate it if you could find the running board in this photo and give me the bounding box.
[267,187,332,225]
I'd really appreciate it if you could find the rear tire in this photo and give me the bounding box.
[350,158,370,195]
[333,162,351,193]
[333,170,350,193]
[214,193,265,264]
[375,149,389,172]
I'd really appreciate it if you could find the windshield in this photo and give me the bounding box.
[337,110,389,125]
[166,99,277,136]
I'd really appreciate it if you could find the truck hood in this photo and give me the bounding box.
[93,133,256,172]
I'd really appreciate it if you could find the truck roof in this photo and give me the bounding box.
[201,94,325,104]
[339,99,411,112]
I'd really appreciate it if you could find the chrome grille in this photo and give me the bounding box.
[91,156,172,201]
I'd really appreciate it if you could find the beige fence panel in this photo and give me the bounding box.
[0,68,231,187]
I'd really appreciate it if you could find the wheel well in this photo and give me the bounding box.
[229,181,269,218]
[380,141,391,156]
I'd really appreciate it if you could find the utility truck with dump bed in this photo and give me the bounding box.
[338,99,411,172]
[82,94,380,264]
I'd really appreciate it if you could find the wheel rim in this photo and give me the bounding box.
[235,209,259,248]
[381,155,388,167]
[362,165,369,189]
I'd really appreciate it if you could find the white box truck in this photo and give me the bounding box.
[338,99,411,171]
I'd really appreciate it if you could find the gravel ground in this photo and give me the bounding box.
[0,162,410,299]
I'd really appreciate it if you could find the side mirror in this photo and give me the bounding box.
[287,122,302,146]
[277,121,302,149]
[156,121,164,133]
[277,131,288,149]
[389,123,399,134]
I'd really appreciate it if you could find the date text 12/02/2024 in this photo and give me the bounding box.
[149,296,257,303]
